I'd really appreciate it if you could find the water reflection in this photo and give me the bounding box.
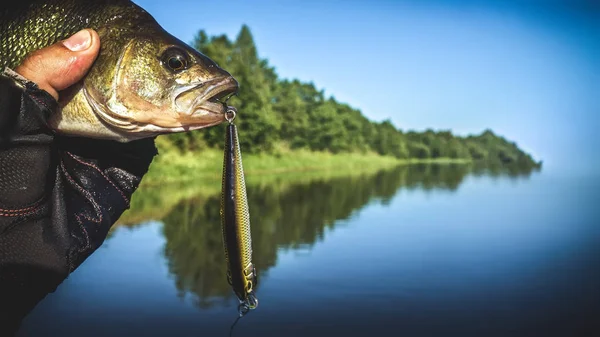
[118,163,538,308]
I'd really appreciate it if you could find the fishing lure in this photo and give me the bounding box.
[220,106,258,317]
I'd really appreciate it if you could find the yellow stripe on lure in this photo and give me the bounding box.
[220,106,258,317]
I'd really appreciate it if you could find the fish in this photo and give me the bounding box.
[220,106,258,316]
[0,0,238,142]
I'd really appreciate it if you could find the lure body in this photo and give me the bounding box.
[220,118,258,315]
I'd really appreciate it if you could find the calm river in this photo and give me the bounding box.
[17,164,600,337]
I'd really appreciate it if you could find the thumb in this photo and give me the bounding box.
[15,29,100,100]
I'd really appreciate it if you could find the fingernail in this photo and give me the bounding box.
[62,29,92,51]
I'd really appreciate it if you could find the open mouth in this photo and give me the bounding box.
[208,84,238,104]
[189,77,238,117]
[206,77,239,105]
[178,77,239,117]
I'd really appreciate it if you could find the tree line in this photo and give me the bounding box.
[165,25,541,169]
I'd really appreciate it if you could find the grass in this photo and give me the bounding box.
[118,141,473,225]
[142,141,472,186]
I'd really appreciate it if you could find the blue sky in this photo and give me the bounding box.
[134,0,598,173]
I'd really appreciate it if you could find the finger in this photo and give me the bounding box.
[14,29,100,100]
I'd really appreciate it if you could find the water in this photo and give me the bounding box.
[16,164,600,337]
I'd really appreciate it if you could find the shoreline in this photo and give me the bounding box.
[141,147,473,186]
[121,151,539,225]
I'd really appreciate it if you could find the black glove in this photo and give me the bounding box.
[0,69,158,335]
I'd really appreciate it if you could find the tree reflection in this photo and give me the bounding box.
[120,163,537,308]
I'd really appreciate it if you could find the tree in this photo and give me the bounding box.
[162,25,541,170]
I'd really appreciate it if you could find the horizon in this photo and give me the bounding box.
[134,0,599,173]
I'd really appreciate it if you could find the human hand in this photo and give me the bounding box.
[0,26,157,265]
[14,28,100,100]
[0,29,157,336]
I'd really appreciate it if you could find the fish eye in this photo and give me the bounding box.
[161,47,190,73]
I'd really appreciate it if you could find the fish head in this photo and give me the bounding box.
[59,27,238,141]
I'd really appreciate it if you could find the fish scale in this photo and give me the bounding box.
[232,127,253,267]
[0,0,152,70]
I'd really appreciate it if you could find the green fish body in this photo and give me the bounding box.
[0,0,237,141]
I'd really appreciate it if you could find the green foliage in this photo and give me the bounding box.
[163,25,540,169]
[408,142,430,159]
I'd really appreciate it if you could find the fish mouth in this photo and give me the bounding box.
[207,80,238,104]
[82,75,240,140]
[189,76,239,116]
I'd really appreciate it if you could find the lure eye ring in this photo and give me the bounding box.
[225,106,237,123]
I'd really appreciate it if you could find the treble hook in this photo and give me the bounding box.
[229,302,249,337]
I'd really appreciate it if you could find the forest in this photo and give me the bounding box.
[164,25,541,169]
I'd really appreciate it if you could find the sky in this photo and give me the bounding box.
[133,0,599,173]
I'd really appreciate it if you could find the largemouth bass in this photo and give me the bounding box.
[0,0,238,141]
[220,107,258,316]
